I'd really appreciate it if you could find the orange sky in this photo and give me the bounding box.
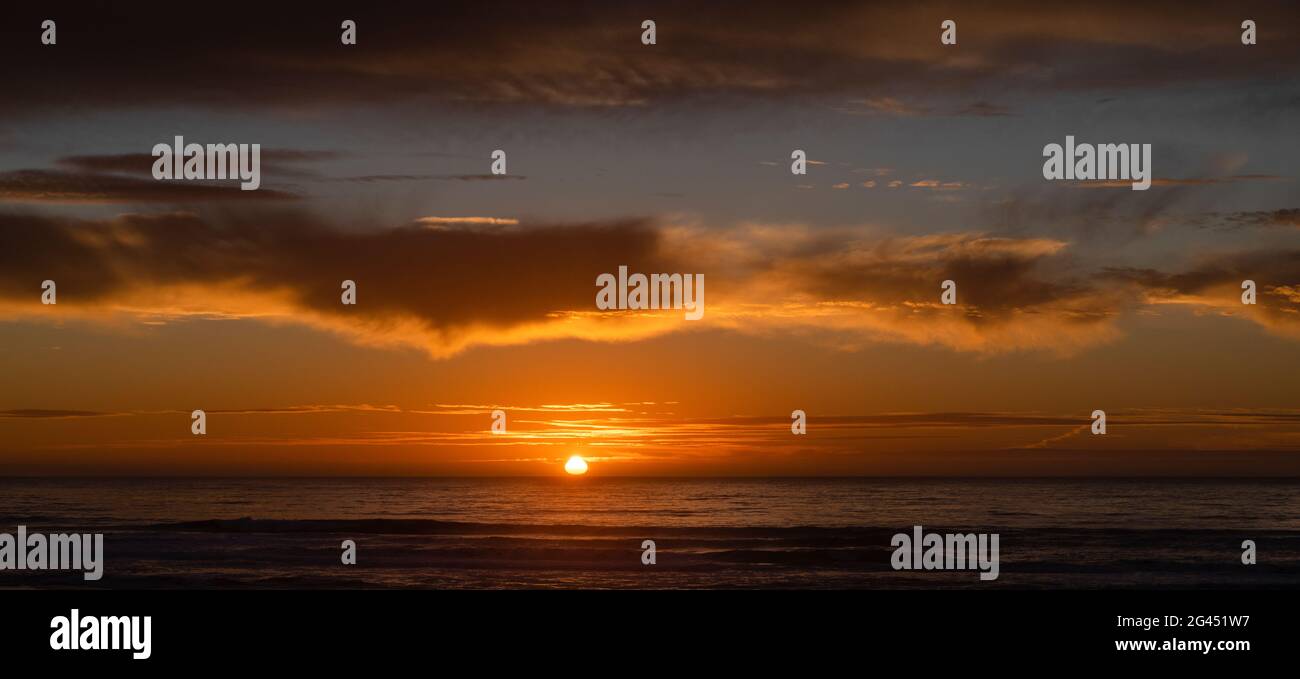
[2,1,1299,475]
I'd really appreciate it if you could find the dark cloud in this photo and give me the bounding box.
[1103,250,1300,335]
[328,174,435,183]
[1104,250,1300,295]
[0,210,669,332]
[952,101,1013,117]
[0,169,299,203]
[433,175,526,182]
[57,149,342,180]
[324,174,524,183]
[2,1,1297,118]
[766,234,1092,318]
[0,409,114,419]
[49,153,508,188]
[1,207,1297,355]
[1203,208,1300,231]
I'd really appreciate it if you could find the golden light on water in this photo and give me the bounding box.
[564,455,589,475]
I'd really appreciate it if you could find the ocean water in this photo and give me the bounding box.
[1,477,1297,589]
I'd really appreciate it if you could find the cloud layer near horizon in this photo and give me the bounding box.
[2,210,1297,357]
[7,401,1300,475]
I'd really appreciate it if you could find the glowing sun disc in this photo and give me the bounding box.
[564,455,589,475]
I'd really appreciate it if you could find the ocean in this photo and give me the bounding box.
[2,477,1297,589]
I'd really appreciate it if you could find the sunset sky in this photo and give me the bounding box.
[2,1,1299,475]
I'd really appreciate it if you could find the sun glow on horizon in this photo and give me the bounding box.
[564,455,589,475]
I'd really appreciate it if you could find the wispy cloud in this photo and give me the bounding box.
[0,409,119,419]
[9,406,1300,475]
[416,217,520,228]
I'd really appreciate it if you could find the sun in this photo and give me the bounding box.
[564,454,589,475]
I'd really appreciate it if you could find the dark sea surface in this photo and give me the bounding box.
[1,477,1297,589]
